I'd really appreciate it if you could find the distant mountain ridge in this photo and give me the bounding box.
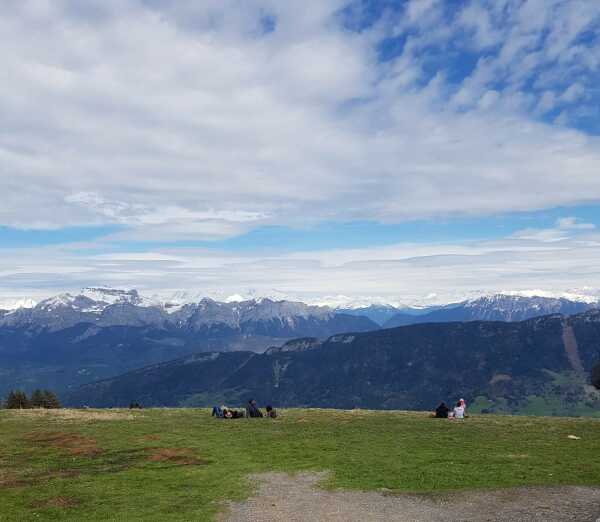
[2,288,600,401]
[0,288,369,332]
[3,288,598,325]
[383,295,597,328]
[0,288,377,396]
[66,310,600,415]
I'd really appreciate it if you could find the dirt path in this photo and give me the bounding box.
[561,321,585,374]
[219,472,600,522]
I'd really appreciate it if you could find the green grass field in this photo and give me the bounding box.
[1,408,599,521]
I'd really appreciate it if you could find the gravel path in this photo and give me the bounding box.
[219,472,600,522]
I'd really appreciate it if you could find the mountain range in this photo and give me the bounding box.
[3,287,600,412]
[382,295,597,328]
[0,288,377,396]
[66,310,600,415]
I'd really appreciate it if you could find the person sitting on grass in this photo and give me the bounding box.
[434,402,449,418]
[246,399,264,418]
[265,405,278,418]
[451,400,465,420]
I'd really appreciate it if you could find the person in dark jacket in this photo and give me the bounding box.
[265,405,277,418]
[246,399,264,418]
[435,402,450,418]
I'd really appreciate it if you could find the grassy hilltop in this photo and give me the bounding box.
[1,408,600,521]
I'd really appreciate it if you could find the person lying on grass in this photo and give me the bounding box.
[212,406,245,419]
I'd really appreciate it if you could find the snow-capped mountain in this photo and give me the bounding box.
[3,288,599,330]
[383,294,598,328]
[0,297,37,311]
[0,288,376,334]
[79,287,154,307]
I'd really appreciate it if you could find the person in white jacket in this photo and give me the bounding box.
[452,400,465,419]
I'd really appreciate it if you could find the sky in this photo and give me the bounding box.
[2,0,600,306]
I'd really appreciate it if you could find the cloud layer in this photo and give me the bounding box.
[2,1,600,303]
[2,217,600,306]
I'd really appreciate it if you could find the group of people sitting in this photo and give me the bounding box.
[212,399,278,420]
[434,398,466,419]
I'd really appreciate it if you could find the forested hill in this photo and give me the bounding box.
[67,311,600,416]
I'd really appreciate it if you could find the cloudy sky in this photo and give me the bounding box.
[2,0,600,305]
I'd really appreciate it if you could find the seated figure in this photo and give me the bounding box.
[246,399,264,418]
[435,402,449,418]
[452,400,465,420]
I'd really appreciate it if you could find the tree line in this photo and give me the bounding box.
[3,389,61,409]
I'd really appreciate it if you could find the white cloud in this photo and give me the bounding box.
[511,217,595,242]
[556,216,595,230]
[1,2,600,308]
[0,0,599,240]
[561,83,585,103]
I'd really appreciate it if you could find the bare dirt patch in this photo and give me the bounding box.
[145,448,208,466]
[31,496,79,509]
[26,431,102,457]
[562,322,585,374]
[219,472,600,522]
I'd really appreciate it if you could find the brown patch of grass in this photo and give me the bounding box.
[0,472,28,489]
[26,431,102,457]
[31,496,79,509]
[145,447,208,466]
[141,434,161,441]
[0,469,80,489]
[41,469,81,480]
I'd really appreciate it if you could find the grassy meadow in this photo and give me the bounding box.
[1,408,599,521]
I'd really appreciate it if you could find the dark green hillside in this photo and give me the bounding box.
[67,312,600,415]
[0,312,377,397]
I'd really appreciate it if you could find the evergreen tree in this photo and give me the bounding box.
[5,390,30,409]
[4,390,16,409]
[42,390,61,409]
[592,362,600,390]
[30,389,45,408]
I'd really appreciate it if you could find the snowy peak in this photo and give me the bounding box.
[80,287,145,307]
[3,289,598,333]
[463,294,596,318]
[35,288,150,315]
[384,293,599,328]
[37,293,100,313]
[0,298,37,311]
[0,289,376,336]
